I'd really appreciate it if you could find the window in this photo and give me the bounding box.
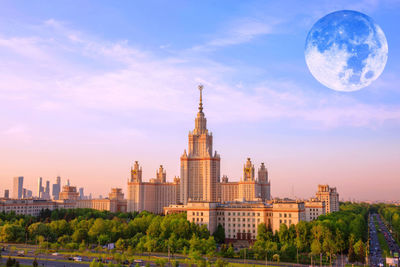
[257,219,260,222]
[201,212,203,216]
[197,212,199,216]
[192,212,195,215]
[243,218,245,222]
[233,212,235,216]
[257,213,260,216]
[201,218,203,222]
[279,213,282,217]
[284,213,287,218]
[289,214,292,218]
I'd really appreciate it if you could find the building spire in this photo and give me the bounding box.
[198,84,203,113]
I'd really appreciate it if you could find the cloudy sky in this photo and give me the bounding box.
[1,0,399,201]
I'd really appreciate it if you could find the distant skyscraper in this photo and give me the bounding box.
[43,180,51,199]
[79,187,84,200]
[52,176,61,200]
[37,177,44,198]
[4,189,9,199]
[13,176,24,199]
[25,189,32,198]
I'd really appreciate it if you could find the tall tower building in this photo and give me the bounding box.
[13,176,24,199]
[315,185,339,213]
[44,180,51,199]
[180,85,220,204]
[52,176,61,200]
[37,177,44,198]
[4,189,9,199]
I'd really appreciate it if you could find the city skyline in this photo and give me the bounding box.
[1,0,400,201]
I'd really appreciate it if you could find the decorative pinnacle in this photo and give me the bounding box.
[198,84,203,113]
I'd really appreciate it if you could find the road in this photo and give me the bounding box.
[369,213,384,267]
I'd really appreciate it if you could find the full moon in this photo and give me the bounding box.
[305,10,388,92]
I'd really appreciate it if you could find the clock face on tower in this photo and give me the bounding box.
[245,168,251,174]
[132,170,137,175]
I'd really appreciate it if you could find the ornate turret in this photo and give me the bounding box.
[156,165,166,183]
[130,161,142,182]
[258,162,268,183]
[243,158,255,181]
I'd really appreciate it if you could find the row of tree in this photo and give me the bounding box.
[376,204,400,244]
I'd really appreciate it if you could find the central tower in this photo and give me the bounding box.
[180,85,220,204]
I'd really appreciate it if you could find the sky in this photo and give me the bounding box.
[0,0,399,201]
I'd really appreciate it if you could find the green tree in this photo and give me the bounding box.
[348,235,357,263]
[212,224,225,244]
[354,240,366,264]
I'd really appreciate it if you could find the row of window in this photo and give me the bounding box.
[226,223,257,228]
[227,229,256,233]
[279,213,292,218]
[218,217,258,222]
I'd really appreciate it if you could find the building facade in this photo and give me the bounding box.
[0,199,75,217]
[127,163,180,214]
[77,188,127,213]
[59,185,80,201]
[304,199,325,221]
[165,200,306,241]
[315,184,339,213]
[219,159,270,202]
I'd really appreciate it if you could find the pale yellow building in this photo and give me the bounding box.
[165,200,305,241]
[304,199,325,221]
[271,200,306,233]
[127,163,180,214]
[59,185,79,201]
[0,199,75,216]
[76,188,127,213]
[218,159,270,203]
[315,184,339,213]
